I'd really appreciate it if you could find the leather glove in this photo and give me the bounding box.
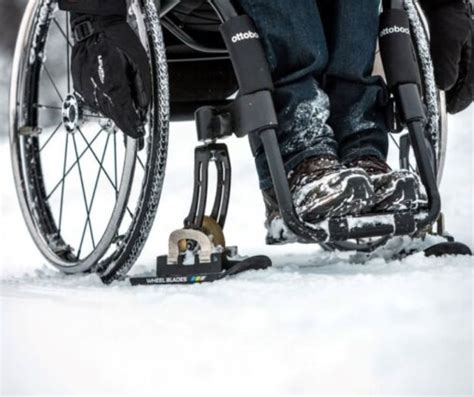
[423,0,473,113]
[70,14,152,138]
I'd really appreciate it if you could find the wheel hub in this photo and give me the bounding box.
[62,94,80,133]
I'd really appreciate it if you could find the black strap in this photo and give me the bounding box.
[72,15,126,43]
[73,19,96,42]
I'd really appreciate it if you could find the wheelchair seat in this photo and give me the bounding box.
[162,0,238,120]
[171,0,221,32]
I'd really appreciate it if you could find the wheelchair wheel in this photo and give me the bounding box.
[10,0,169,283]
[322,0,447,253]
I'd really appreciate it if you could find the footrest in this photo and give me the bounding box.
[425,242,472,257]
[129,251,272,286]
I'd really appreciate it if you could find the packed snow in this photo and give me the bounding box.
[1,92,473,395]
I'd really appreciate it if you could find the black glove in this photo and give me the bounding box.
[70,14,152,138]
[422,0,473,114]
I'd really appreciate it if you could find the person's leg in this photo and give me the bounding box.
[318,0,426,211]
[319,0,390,163]
[234,0,339,191]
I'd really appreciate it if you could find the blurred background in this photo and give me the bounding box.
[0,1,28,141]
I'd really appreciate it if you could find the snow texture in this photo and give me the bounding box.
[0,4,472,390]
[280,86,337,160]
[28,0,56,65]
[1,107,473,394]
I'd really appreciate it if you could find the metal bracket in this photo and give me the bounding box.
[195,91,278,142]
[168,229,213,264]
[184,143,231,230]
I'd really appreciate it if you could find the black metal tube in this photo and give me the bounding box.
[208,0,434,243]
[407,120,442,228]
[378,0,441,231]
[393,82,441,229]
[382,0,404,10]
[259,128,328,241]
[208,0,239,21]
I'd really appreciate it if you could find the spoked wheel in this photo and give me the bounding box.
[10,0,169,283]
[322,0,447,253]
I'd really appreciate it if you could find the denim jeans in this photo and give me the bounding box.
[235,0,389,190]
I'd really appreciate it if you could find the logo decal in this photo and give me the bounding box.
[380,25,410,38]
[143,275,207,284]
[231,30,260,43]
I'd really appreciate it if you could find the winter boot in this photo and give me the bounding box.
[263,156,375,244]
[347,157,427,212]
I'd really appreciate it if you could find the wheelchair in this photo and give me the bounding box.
[9,0,471,285]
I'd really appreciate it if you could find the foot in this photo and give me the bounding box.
[263,156,375,244]
[348,157,427,212]
[290,157,375,222]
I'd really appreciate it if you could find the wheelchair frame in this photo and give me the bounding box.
[9,0,471,285]
[164,0,441,243]
[133,0,471,284]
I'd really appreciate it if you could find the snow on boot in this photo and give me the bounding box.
[262,190,300,245]
[263,156,375,244]
[348,157,427,212]
[290,157,375,221]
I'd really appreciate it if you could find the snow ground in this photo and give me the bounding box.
[1,107,473,395]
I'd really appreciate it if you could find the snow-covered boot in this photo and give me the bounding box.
[263,156,375,244]
[348,157,427,212]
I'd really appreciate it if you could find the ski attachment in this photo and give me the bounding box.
[130,238,271,286]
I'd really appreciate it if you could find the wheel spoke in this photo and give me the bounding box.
[389,133,401,150]
[72,134,96,251]
[39,122,62,152]
[65,17,71,93]
[390,134,416,173]
[77,127,120,194]
[77,128,135,218]
[78,133,111,256]
[137,155,146,171]
[78,128,133,219]
[53,18,74,49]
[58,132,70,232]
[34,103,63,111]
[46,129,103,199]
[33,104,105,120]
[83,113,105,119]
[114,132,118,201]
[43,64,63,102]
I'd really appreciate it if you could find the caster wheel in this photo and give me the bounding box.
[425,242,472,257]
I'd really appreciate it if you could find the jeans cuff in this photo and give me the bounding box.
[256,146,338,191]
[341,147,386,165]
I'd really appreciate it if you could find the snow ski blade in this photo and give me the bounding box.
[129,254,272,286]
